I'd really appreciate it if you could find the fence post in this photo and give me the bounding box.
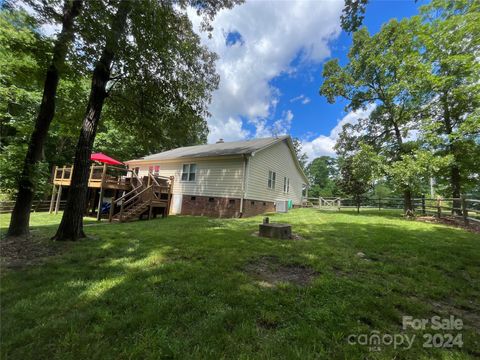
[319,197,321,208]
[421,195,426,215]
[378,197,381,211]
[461,195,469,226]
[33,199,43,213]
[338,198,341,211]
[436,197,442,218]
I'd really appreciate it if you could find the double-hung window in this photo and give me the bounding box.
[283,177,290,193]
[268,170,276,189]
[181,164,196,181]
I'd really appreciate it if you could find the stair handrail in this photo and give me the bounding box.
[110,174,174,222]
[113,184,143,205]
[122,185,153,208]
[148,173,160,187]
[113,169,145,205]
[116,185,153,222]
[131,169,143,186]
[121,197,146,216]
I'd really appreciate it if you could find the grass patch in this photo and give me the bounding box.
[1,209,479,359]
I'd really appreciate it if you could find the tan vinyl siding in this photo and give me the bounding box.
[133,158,244,198]
[245,140,305,205]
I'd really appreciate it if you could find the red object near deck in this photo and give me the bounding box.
[90,152,123,165]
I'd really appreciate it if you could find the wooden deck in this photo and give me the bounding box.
[53,165,132,190]
[50,164,174,222]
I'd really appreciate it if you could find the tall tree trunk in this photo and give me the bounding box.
[441,96,463,215]
[7,0,83,237]
[403,189,413,213]
[447,130,462,214]
[392,119,414,214]
[451,162,462,215]
[53,0,131,241]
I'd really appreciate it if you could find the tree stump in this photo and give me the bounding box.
[259,223,292,239]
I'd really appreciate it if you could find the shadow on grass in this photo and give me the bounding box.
[1,211,479,359]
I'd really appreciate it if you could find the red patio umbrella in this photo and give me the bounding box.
[90,152,124,165]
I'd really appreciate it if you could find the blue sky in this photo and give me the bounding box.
[188,0,426,159]
[270,0,423,140]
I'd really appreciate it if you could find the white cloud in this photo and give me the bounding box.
[187,1,343,143]
[290,94,311,105]
[208,116,250,142]
[253,109,294,138]
[301,104,376,160]
[290,94,305,103]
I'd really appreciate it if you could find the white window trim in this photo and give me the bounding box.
[283,177,290,193]
[268,170,276,190]
[181,163,197,182]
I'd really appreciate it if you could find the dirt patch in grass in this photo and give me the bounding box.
[429,299,480,334]
[256,318,280,330]
[244,256,318,287]
[0,234,68,269]
[332,265,352,277]
[400,295,480,334]
[416,215,480,233]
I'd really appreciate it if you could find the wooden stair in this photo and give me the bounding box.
[108,173,174,223]
[111,200,149,222]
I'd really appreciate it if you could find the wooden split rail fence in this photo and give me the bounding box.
[0,200,66,214]
[303,196,480,226]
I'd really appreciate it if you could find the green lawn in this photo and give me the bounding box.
[1,209,479,359]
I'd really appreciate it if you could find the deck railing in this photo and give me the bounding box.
[52,164,132,188]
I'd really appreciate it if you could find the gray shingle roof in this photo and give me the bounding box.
[129,135,290,161]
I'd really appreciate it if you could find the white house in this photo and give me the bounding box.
[125,135,308,217]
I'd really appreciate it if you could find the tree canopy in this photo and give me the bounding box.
[0,8,86,200]
[321,18,426,210]
[417,0,480,200]
[320,0,479,209]
[0,1,231,200]
[305,156,338,198]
